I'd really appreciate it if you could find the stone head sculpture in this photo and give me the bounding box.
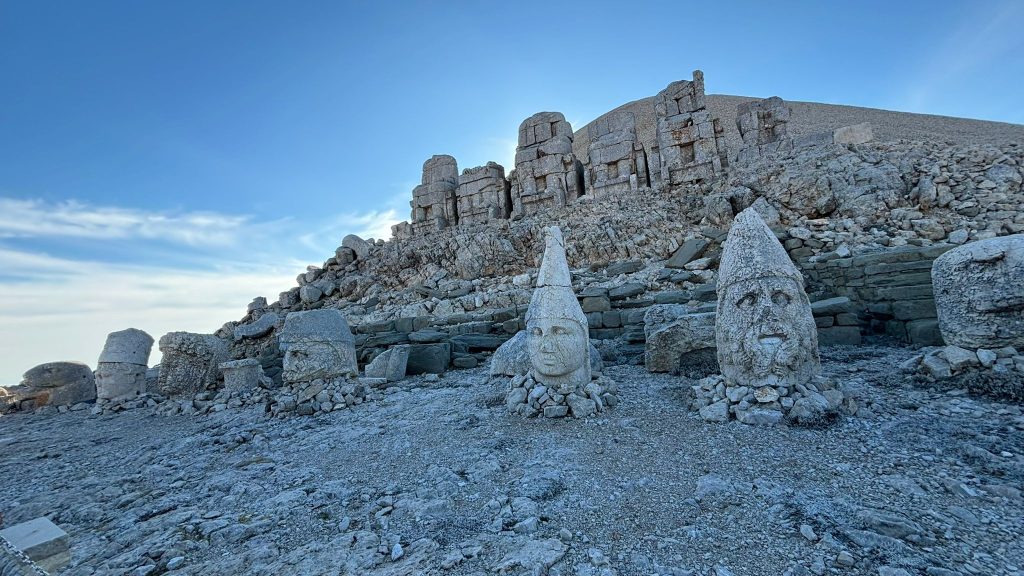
[932,234,1024,350]
[716,208,820,389]
[279,309,358,384]
[525,226,591,394]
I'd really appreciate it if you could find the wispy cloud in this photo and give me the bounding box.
[0,198,257,247]
[0,245,296,385]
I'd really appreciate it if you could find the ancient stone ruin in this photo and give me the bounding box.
[735,96,792,161]
[509,112,583,218]
[456,162,512,226]
[156,332,229,397]
[279,309,358,383]
[652,70,728,186]
[405,154,460,236]
[582,110,649,197]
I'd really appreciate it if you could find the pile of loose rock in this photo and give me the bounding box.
[505,372,618,419]
[691,373,851,425]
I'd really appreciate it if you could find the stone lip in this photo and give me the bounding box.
[98,328,154,365]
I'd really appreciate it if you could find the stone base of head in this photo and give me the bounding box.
[506,371,619,419]
[691,373,853,426]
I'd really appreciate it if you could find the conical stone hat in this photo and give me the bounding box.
[525,226,588,327]
[717,207,804,291]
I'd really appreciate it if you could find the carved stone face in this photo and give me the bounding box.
[717,276,819,388]
[527,318,588,379]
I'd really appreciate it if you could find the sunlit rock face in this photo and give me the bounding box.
[525,226,591,394]
[279,309,358,384]
[933,234,1024,350]
[716,208,820,389]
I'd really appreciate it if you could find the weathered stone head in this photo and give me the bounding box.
[933,234,1024,349]
[716,208,819,389]
[279,309,357,384]
[525,226,590,394]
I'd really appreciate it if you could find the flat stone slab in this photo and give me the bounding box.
[0,517,69,570]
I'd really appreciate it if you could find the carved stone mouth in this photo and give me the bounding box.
[758,334,787,347]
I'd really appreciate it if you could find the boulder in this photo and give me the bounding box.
[233,312,280,341]
[406,343,451,375]
[278,309,358,383]
[364,346,410,382]
[157,332,230,396]
[11,361,96,408]
[342,234,371,260]
[97,328,154,365]
[644,311,717,372]
[219,358,264,391]
[665,238,709,269]
[933,234,1024,349]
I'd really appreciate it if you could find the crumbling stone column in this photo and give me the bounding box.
[653,70,728,186]
[456,162,511,226]
[410,155,460,234]
[583,110,649,198]
[735,96,793,162]
[509,112,583,218]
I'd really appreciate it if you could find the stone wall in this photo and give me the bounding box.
[409,155,460,235]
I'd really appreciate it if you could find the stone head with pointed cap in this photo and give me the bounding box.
[715,207,820,390]
[525,226,591,393]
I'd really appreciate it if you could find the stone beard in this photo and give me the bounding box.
[717,276,820,388]
[527,316,589,394]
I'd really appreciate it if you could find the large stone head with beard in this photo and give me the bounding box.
[715,207,820,390]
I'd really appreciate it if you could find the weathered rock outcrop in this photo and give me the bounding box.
[157,332,229,397]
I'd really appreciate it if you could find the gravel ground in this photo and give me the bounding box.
[573,94,1024,160]
[1,344,1023,576]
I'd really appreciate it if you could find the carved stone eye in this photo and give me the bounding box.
[531,327,543,337]
[737,292,758,309]
[772,291,792,306]
[552,326,569,335]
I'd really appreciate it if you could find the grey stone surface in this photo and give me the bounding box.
[97,328,154,365]
[279,310,358,383]
[405,343,451,375]
[95,362,148,401]
[0,517,69,572]
[408,155,460,235]
[716,208,820,390]
[342,234,371,259]
[157,332,230,397]
[833,122,874,145]
[643,307,717,373]
[456,162,511,226]
[933,234,1024,350]
[509,112,582,218]
[489,330,602,377]
[364,346,409,382]
[524,226,590,395]
[583,110,648,198]
[653,70,728,186]
[665,238,709,269]
[219,358,264,392]
[233,312,280,341]
[21,361,93,390]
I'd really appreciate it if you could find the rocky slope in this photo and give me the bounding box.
[1,345,1022,575]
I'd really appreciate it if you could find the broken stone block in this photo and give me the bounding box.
[364,345,409,382]
[406,343,451,375]
[279,309,358,383]
[833,122,873,145]
[95,328,154,401]
[0,517,70,573]
[233,311,280,341]
[653,70,728,186]
[410,155,460,234]
[157,332,230,397]
[9,362,96,409]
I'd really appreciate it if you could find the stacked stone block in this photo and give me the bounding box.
[509,112,583,218]
[410,155,460,234]
[736,96,793,162]
[653,70,728,186]
[95,328,154,401]
[456,162,512,225]
[583,110,649,197]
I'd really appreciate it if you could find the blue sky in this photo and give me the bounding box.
[1,0,1022,384]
